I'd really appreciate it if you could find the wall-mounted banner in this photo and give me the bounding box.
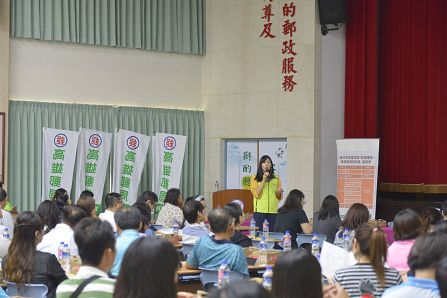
[336,139,380,218]
[152,133,187,201]
[42,128,79,200]
[75,128,112,204]
[112,129,150,205]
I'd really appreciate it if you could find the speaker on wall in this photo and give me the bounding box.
[318,0,346,25]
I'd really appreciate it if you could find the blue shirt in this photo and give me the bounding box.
[383,277,439,298]
[110,229,140,276]
[186,235,249,276]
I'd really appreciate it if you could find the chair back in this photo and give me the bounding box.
[296,234,327,248]
[199,268,245,289]
[6,282,48,298]
[182,243,194,258]
[251,239,275,249]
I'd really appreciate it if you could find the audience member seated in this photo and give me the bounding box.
[76,190,96,217]
[433,220,447,234]
[383,231,447,298]
[334,224,402,297]
[0,188,15,235]
[98,193,123,233]
[37,205,88,257]
[441,201,447,220]
[132,202,154,236]
[37,200,61,234]
[209,280,272,298]
[114,237,184,298]
[333,203,370,249]
[52,188,72,210]
[3,212,67,298]
[420,207,443,233]
[0,224,10,257]
[182,200,209,245]
[136,190,163,223]
[56,218,116,298]
[156,188,184,228]
[272,250,322,298]
[387,209,422,272]
[186,194,207,209]
[312,195,342,243]
[224,202,252,248]
[436,256,447,298]
[186,208,249,276]
[110,208,142,277]
[274,189,312,249]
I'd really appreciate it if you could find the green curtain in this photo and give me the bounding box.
[8,100,204,212]
[10,0,205,55]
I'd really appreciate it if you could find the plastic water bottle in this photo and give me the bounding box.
[172,222,179,236]
[343,228,351,251]
[262,219,269,240]
[2,227,9,240]
[250,217,256,238]
[259,236,268,265]
[311,234,320,260]
[283,230,291,252]
[217,260,230,288]
[62,244,71,272]
[57,242,65,260]
[262,266,273,290]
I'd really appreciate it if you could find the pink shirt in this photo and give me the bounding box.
[387,239,416,272]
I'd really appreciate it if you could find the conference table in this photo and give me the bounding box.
[177,261,272,292]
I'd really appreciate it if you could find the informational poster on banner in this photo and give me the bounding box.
[225,141,258,190]
[42,128,79,200]
[152,133,187,201]
[225,139,287,198]
[336,139,380,218]
[112,129,150,205]
[75,128,112,205]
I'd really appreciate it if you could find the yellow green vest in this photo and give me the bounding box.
[251,175,281,214]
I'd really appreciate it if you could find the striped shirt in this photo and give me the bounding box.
[182,223,210,244]
[334,263,402,298]
[56,266,115,298]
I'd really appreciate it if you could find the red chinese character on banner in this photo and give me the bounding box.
[282,39,297,55]
[282,20,297,37]
[283,2,296,17]
[260,23,276,38]
[282,57,297,74]
[283,75,297,92]
[262,4,275,22]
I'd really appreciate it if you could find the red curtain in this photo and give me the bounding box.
[345,0,447,185]
[344,0,378,138]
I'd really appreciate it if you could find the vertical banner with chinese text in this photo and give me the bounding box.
[336,139,380,218]
[112,129,150,205]
[152,133,187,201]
[75,128,112,204]
[42,128,80,200]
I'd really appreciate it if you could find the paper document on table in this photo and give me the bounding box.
[320,241,351,279]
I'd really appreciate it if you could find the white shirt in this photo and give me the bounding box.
[0,209,14,237]
[0,224,11,257]
[37,223,78,256]
[99,210,117,232]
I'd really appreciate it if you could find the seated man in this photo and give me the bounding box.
[98,193,123,233]
[186,208,248,276]
[383,231,447,298]
[109,208,142,277]
[56,218,116,298]
[182,200,210,245]
[38,205,88,256]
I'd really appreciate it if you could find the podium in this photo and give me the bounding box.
[212,189,253,213]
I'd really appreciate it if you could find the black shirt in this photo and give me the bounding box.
[2,251,67,298]
[231,230,252,248]
[274,209,309,248]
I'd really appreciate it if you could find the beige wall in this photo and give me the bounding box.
[203,0,321,216]
[10,39,204,110]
